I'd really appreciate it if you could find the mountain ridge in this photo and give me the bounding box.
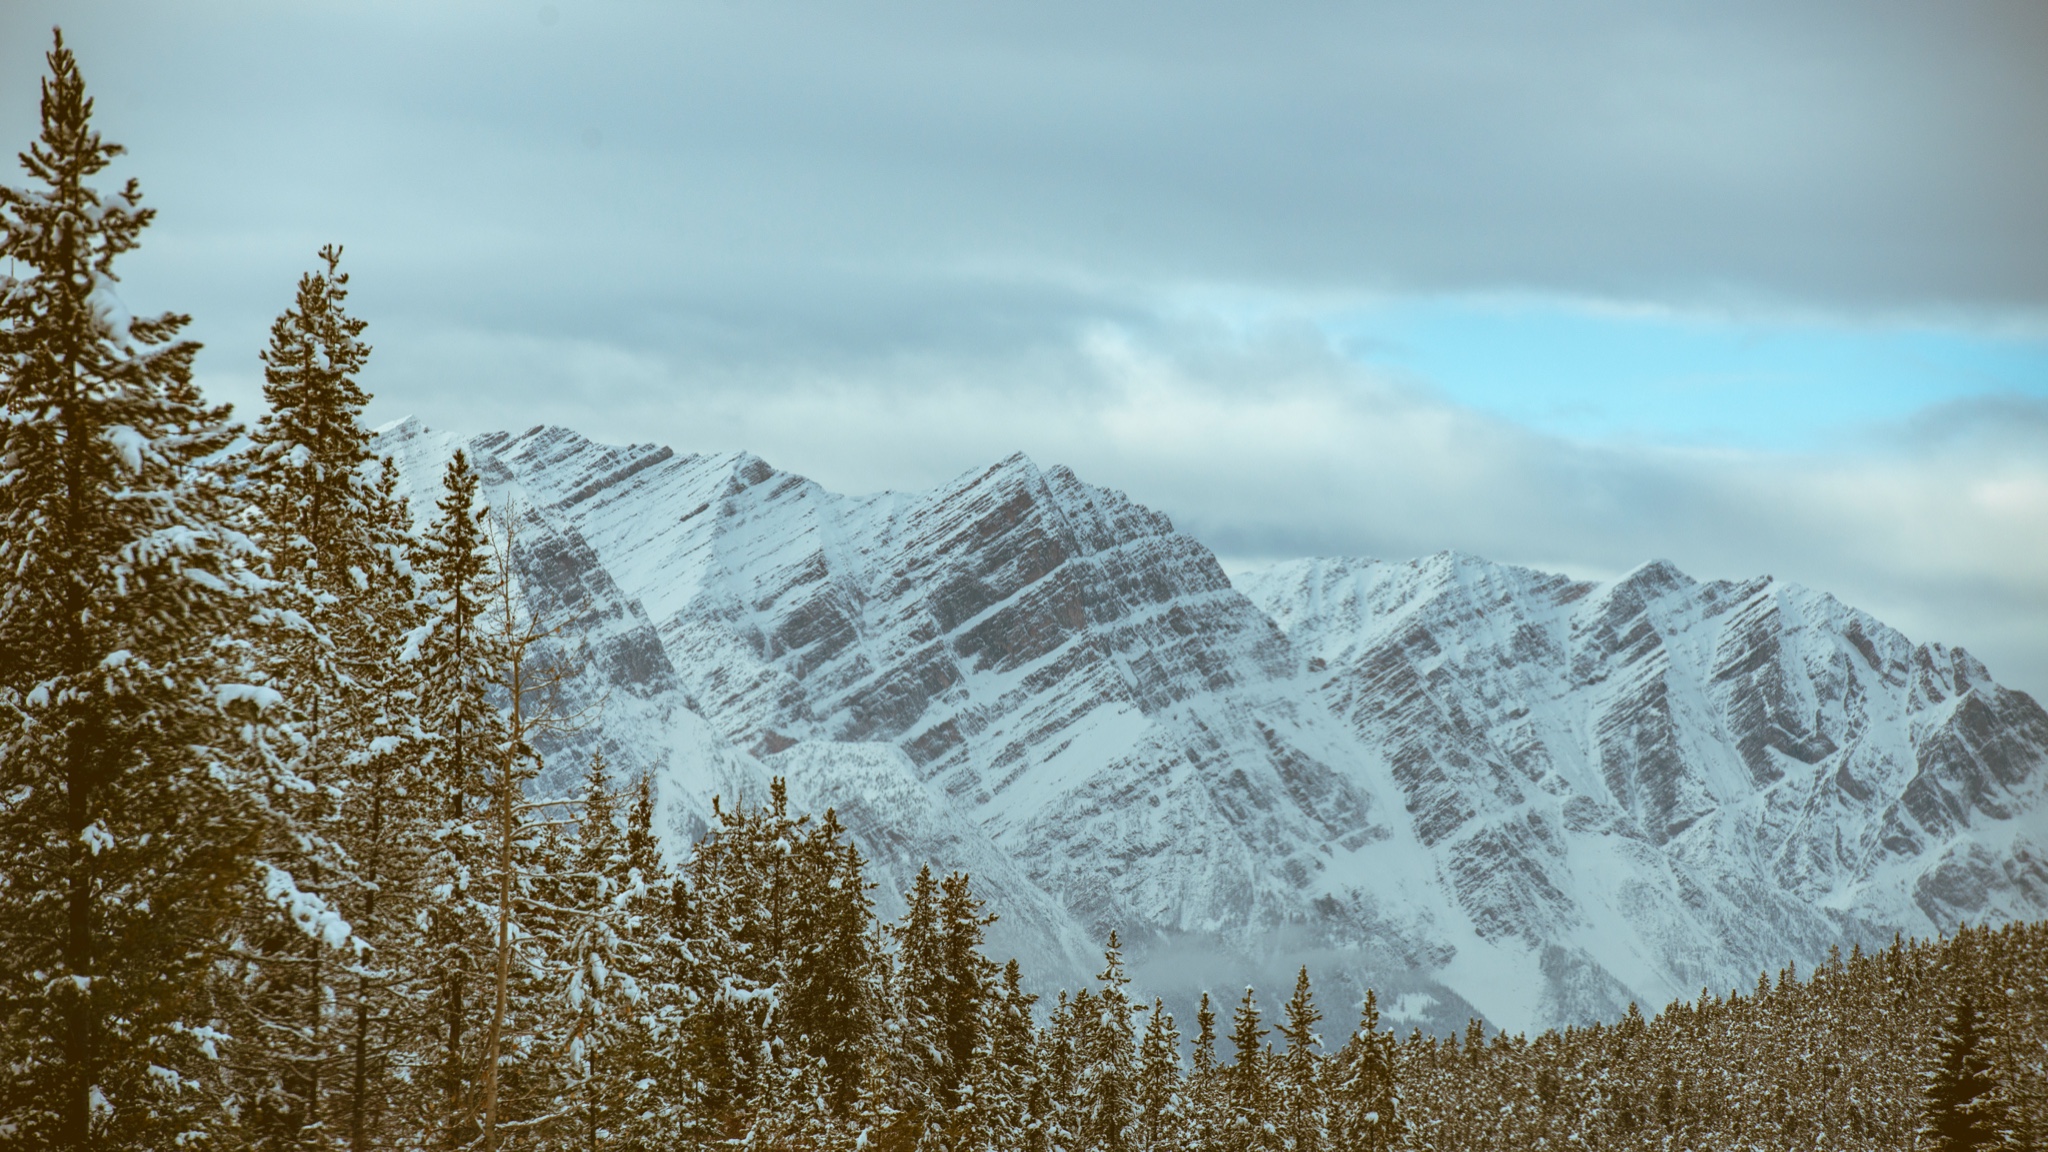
[373,418,2048,1033]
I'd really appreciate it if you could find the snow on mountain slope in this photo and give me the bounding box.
[373,420,2048,1033]
[1239,555,2048,1023]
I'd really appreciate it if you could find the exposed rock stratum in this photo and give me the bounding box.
[376,420,2048,1033]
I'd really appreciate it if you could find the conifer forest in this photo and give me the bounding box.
[4,30,2047,1152]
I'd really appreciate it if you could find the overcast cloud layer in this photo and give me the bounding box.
[2,1,2045,697]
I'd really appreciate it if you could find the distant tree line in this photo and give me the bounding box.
[2,29,2044,1152]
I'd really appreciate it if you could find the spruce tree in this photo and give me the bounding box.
[333,462,433,1152]
[1329,990,1399,1152]
[1079,932,1141,1152]
[1187,992,1222,1151]
[671,780,884,1142]
[622,773,663,892]
[936,872,998,1115]
[789,810,886,1120]
[1135,997,1185,1151]
[231,244,428,1152]
[1922,992,2010,1152]
[1037,990,1087,1152]
[614,771,689,1148]
[412,449,510,1148]
[1225,986,1278,1152]
[669,792,772,1137]
[892,862,949,1125]
[983,958,1042,1148]
[554,753,648,1152]
[0,30,273,1151]
[1275,967,1324,1152]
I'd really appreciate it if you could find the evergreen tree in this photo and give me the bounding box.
[0,30,274,1151]
[1224,986,1278,1152]
[1922,992,2010,1152]
[892,862,949,1126]
[671,780,886,1143]
[982,958,1041,1149]
[246,245,377,573]
[1193,993,1220,1081]
[1078,932,1140,1152]
[553,753,651,1152]
[668,792,774,1138]
[789,810,887,1121]
[331,463,433,1152]
[411,449,510,1148]
[1134,997,1185,1151]
[639,815,719,1148]
[1328,990,1399,1152]
[1275,967,1324,1152]
[611,770,689,1148]
[1187,992,1222,1151]
[1036,990,1087,1152]
[936,871,999,1115]
[622,773,663,894]
[230,243,428,1152]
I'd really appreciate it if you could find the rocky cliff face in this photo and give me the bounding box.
[374,420,2048,1033]
[1239,555,2048,1025]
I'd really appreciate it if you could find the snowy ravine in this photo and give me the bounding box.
[373,420,2048,1034]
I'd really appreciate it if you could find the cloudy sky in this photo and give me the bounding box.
[6,1,2047,698]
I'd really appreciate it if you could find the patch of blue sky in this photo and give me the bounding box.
[1319,298,2048,451]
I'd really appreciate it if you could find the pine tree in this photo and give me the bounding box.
[552,753,649,1152]
[1187,992,1222,1151]
[230,244,428,1152]
[0,30,274,1150]
[639,799,721,1148]
[399,482,592,1151]
[892,862,949,1127]
[1135,997,1185,1151]
[613,771,687,1149]
[246,245,376,576]
[411,449,510,1148]
[622,773,663,895]
[669,793,772,1139]
[1275,967,1324,1152]
[1036,990,1086,1152]
[668,780,886,1143]
[1224,987,1278,1152]
[789,810,887,1122]
[982,958,1041,1149]
[1079,932,1141,1152]
[936,871,998,1117]
[325,462,435,1152]
[1922,992,2011,1152]
[1329,990,1399,1152]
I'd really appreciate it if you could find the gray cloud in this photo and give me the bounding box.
[1,2,2043,698]
[5,0,2045,363]
[312,307,2048,703]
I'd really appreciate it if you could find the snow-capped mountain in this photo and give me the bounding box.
[374,420,2048,1034]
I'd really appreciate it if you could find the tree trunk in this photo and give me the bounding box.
[481,769,515,1152]
[63,725,94,1152]
[480,610,526,1151]
[347,761,386,1152]
[58,380,96,1152]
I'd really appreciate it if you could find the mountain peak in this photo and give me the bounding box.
[371,427,2048,1033]
[371,413,425,438]
[1612,556,1696,592]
